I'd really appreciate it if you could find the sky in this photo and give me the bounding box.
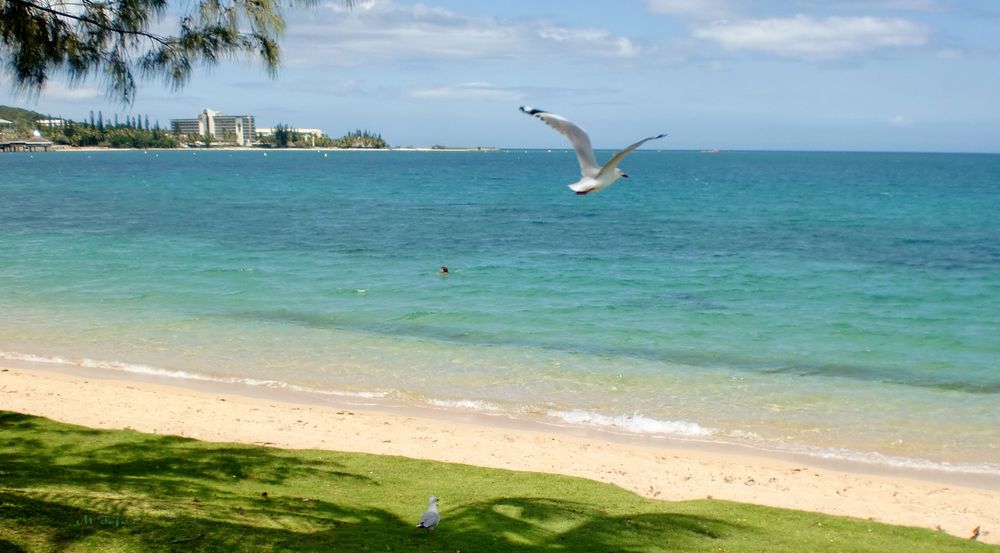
[4,0,1000,152]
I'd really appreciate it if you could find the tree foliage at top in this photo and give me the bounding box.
[0,0,350,103]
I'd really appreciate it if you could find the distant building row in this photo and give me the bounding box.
[170,108,323,146]
[7,109,319,146]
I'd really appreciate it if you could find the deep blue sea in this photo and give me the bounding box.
[2,149,998,473]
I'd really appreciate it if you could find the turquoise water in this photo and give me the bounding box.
[2,149,998,472]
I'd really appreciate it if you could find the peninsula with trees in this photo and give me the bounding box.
[2,105,494,151]
[1,105,394,150]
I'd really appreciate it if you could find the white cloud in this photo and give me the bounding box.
[646,0,736,20]
[41,80,103,101]
[410,82,520,100]
[0,72,103,103]
[283,0,640,67]
[537,26,641,58]
[230,78,363,96]
[693,15,928,61]
[283,1,518,65]
[407,80,623,103]
[832,0,939,11]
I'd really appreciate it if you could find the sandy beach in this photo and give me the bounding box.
[1,365,995,544]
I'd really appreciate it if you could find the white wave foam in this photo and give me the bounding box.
[0,350,387,399]
[548,409,714,437]
[426,398,503,412]
[1,351,207,380]
[773,442,1000,476]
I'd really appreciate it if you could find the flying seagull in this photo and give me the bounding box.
[416,496,440,531]
[519,106,667,195]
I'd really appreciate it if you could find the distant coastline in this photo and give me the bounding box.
[47,145,498,153]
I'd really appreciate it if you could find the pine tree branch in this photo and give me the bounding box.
[6,0,173,47]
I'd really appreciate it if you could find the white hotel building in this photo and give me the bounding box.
[170,108,256,145]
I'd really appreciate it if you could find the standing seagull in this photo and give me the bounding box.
[520,106,667,195]
[416,496,440,531]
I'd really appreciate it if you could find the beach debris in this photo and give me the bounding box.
[261,492,269,500]
[518,106,666,195]
[970,526,980,540]
[416,496,440,531]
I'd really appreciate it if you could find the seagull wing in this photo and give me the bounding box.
[520,106,600,177]
[417,510,440,529]
[597,133,668,179]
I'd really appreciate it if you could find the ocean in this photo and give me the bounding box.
[2,149,998,475]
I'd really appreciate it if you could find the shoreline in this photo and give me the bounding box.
[4,350,995,482]
[1,363,996,544]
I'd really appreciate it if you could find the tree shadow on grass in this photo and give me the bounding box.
[437,496,743,552]
[1,411,370,501]
[0,539,27,553]
[2,492,742,553]
[0,490,410,553]
[0,491,124,549]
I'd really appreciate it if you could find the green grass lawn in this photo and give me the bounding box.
[0,410,994,552]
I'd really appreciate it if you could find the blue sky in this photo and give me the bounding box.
[4,0,1000,152]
